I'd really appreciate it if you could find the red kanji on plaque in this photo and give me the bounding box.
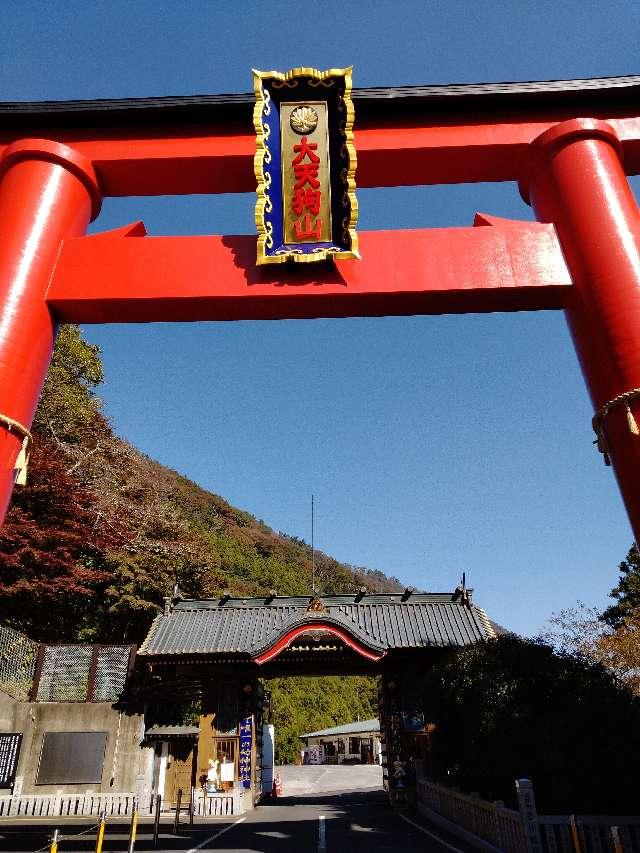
[292,188,321,216]
[291,136,323,240]
[294,213,323,240]
[292,136,321,189]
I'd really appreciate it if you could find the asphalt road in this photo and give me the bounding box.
[0,767,474,853]
[277,764,383,796]
[0,791,474,853]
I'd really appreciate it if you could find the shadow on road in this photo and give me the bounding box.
[0,790,470,852]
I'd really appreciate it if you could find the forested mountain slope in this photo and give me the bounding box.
[0,326,403,646]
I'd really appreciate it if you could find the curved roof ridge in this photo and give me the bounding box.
[251,610,387,658]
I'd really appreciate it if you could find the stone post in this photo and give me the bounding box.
[515,778,543,853]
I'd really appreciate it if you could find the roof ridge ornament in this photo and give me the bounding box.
[451,572,473,608]
[307,595,327,613]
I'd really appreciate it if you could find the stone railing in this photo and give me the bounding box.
[538,815,640,852]
[0,792,149,819]
[0,789,247,822]
[418,778,527,851]
[418,778,640,853]
[194,790,243,816]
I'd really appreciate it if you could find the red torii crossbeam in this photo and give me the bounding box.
[2,76,640,540]
[47,216,570,323]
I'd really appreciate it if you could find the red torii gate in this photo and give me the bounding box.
[2,75,640,540]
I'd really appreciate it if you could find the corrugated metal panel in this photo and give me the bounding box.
[139,595,497,657]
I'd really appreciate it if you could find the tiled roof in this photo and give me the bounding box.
[138,593,496,658]
[145,725,199,738]
[301,719,380,739]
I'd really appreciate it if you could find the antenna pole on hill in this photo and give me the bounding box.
[311,493,315,594]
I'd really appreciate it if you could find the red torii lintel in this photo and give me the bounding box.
[2,78,640,542]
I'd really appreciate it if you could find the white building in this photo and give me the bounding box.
[300,719,381,765]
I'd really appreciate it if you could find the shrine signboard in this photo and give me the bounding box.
[0,733,21,789]
[239,716,252,790]
[253,67,358,264]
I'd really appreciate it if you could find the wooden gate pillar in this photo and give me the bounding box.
[0,139,100,523]
[521,119,640,543]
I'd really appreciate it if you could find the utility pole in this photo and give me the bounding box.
[311,494,315,594]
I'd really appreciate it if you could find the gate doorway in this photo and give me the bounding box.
[165,740,196,807]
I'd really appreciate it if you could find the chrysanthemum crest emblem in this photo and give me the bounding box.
[290,105,319,134]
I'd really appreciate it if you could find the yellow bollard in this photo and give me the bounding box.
[50,829,59,853]
[95,812,106,853]
[127,803,138,853]
[569,815,583,853]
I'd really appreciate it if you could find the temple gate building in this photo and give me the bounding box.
[0,587,497,815]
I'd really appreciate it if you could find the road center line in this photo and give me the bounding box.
[399,814,464,853]
[186,816,247,853]
[318,814,326,852]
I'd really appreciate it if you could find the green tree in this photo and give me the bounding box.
[33,325,104,444]
[602,544,640,627]
[423,635,640,814]
[268,676,378,764]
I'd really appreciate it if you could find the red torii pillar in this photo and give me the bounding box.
[521,118,640,543]
[0,140,100,521]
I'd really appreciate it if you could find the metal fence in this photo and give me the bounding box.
[34,644,133,702]
[0,623,134,705]
[93,646,131,702]
[36,645,93,702]
[0,624,38,701]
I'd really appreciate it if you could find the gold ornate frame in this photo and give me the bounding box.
[252,66,359,265]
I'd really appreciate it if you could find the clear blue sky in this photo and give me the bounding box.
[3,1,640,636]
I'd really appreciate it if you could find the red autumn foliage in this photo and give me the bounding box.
[0,437,112,640]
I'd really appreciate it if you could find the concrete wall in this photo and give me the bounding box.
[0,691,154,797]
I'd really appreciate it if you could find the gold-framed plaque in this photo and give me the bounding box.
[253,66,359,265]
